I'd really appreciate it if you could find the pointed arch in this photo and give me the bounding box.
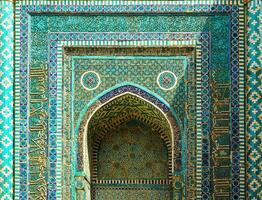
[76,84,181,181]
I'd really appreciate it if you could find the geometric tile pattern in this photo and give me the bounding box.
[73,56,185,109]
[247,1,262,199]
[230,5,244,200]
[92,185,172,200]
[0,1,13,200]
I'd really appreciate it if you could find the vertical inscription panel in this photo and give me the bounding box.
[29,66,48,198]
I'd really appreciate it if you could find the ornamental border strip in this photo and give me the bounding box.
[247,2,262,199]
[0,2,14,200]
[230,5,245,200]
[14,1,245,200]
[18,0,244,6]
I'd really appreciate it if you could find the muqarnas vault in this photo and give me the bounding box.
[0,0,261,200]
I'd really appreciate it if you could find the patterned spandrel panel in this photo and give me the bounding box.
[73,56,186,124]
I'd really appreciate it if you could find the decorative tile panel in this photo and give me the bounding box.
[12,1,247,200]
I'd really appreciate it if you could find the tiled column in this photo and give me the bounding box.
[247,0,262,199]
[0,1,14,200]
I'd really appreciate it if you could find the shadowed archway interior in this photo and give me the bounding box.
[84,93,180,199]
[97,119,169,181]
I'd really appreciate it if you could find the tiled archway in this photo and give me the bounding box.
[77,92,181,199]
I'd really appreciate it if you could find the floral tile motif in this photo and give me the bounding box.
[247,2,262,199]
[0,2,13,200]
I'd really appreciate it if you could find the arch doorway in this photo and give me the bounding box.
[77,91,181,199]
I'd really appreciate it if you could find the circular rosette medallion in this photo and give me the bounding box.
[81,71,101,91]
[157,71,177,90]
